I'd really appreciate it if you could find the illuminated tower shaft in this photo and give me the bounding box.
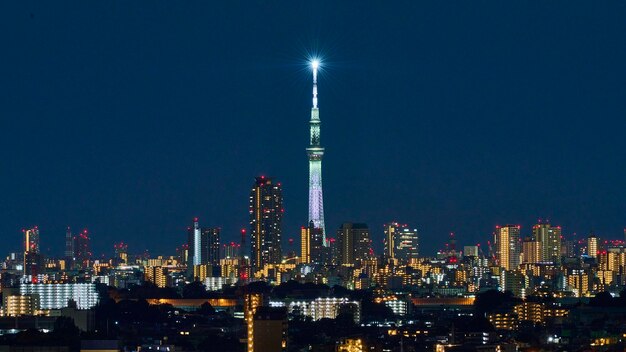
[307,61,326,242]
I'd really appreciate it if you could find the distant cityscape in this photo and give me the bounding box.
[3,59,626,352]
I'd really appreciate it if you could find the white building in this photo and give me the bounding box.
[20,283,99,310]
[270,297,360,323]
[204,277,236,291]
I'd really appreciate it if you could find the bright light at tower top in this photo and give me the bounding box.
[311,59,320,70]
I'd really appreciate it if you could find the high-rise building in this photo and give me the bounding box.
[73,230,91,269]
[202,227,221,265]
[23,227,42,281]
[383,222,419,263]
[187,218,202,266]
[587,234,598,258]
[24,227,40,254]
[249,176,283,268]
[522,239,541,264]
[64,227,73,261]
[300,226,310,264]
[300,221,324,265]
[532,223,562,264]
[307,60,326,242]
[494,225,521,271]
[337,223,371,266]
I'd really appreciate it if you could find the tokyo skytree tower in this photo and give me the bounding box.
[306,59,326,243]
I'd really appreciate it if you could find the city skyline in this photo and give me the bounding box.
[2,2,626,257]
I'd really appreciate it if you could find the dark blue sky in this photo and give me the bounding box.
[2,2,626,257]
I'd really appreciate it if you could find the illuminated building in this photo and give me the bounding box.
[337,223,371,265]
[533,222,562,264]
[588,234,598,258]
[202,227,221,265]
[307,59,326,242]
[20,283,99,309]
[2,290,40,316]
[204,276,236,291]
[494,225,521,270]
[514,301,544,324]
[300,221,324,265]
[187,218,202,266]
[23,227,43,282]
[192,264,217,282]
[487,312,517,330]
[73,229,91,269]
[384,222,419,263]
[300,225,310,264]
[270,297,361,323]
[245,293,264,352]
[145,266,168,288]
[337,338,365,352]
[567,269,589,297]
[522,239,541,264]
[251,307,288,352]
[502,270,527,298]
[249,176,283,269]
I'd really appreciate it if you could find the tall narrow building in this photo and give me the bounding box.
[532,222,562,264]
[23,226,42,281]
[73,229,91,269]
[203,227,221,265]
[188,218,202,266]
[249,176,283,268]
[300,220,324,265]
[64,227,73,261]
[307,60,326,242]
[494,225,521,271]
[587,234,598,258]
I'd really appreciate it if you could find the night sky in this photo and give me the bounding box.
[2,2,626,258]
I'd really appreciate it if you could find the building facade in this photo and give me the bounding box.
[249,177,283,269]
[495,225,521,271]
[337,223,371,266]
